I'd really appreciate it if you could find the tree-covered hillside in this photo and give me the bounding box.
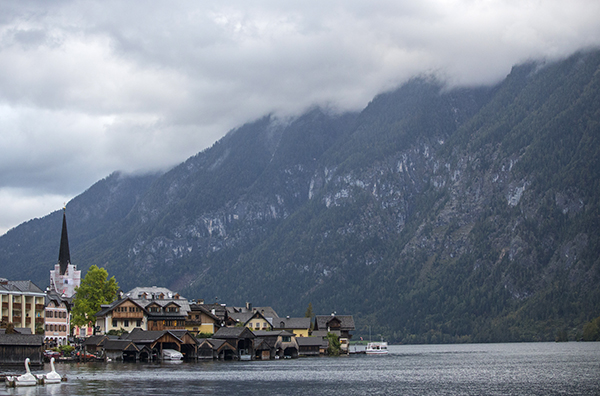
[1,49,599,343]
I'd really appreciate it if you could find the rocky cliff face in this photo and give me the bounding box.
[1,50,599,343]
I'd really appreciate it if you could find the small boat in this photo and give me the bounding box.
[365,341,389,355]
[43,357,62,384]
[5,358,38,387]
[162,349,183,360]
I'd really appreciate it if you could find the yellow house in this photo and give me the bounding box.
[273,317,311,337]
[242,311,273,332]
[185,303,221,335]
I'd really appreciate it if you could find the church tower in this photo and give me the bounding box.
[49,208,81,298]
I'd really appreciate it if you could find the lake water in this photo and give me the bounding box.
[2,342,599,395]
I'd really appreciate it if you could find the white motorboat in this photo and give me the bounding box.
[365,341,389,355]
[162,349,183,360]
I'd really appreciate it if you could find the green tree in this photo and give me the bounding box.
[71,265,119,329]
[326,332,341,356]
[304,302,314,318]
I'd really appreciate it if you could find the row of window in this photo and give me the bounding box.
[115,306,142,312]
[112,319,143,328]
[46,310,67,318]
[249,322,269,330]
[147,306,179,313]
[45,324,67,332]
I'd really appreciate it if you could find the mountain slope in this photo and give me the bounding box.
[1,50,599,343]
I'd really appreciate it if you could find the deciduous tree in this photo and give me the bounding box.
[71,265,119,329]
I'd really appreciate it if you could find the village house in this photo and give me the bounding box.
[95,287,191,334]
[212,326,255,360]
[253,329,299,359]
[95,297,147,333]
[44,292,70,346]
[314,314,355,354]
[127,287,190,331]
[226,302,279,330]
[185,301,221,334]
[272,317,311,337]
[296,336,328,357]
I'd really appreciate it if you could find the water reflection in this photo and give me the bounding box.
[3,342,599,396]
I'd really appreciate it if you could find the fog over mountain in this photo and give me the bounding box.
[1,49,599,342]
[1,1,600,234]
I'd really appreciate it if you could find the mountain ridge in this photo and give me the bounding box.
[1,49,599,343]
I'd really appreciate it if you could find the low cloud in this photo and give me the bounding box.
[0,0,599,234]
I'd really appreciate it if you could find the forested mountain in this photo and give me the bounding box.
[1,49,599,343]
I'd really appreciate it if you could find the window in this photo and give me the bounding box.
[112,320,118,327]
[124,320,129,327]
[136,320,142,327]
[282,336,291,342]
[47,311,53,318]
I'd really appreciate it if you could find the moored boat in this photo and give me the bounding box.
[365,341,388,355]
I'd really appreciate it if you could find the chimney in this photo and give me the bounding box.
[246,302,252,311]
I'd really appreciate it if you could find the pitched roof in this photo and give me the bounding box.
[121,329,172,343]
[226,306,279,319]
[242,311,274,327]
[125,286,183,300]
[296,337,328,347]
[95,295,191,318]
[0,334,44,346]
[83,335,108,347]
[274,317,311,329]
[45,291,72,308]
[188,304,221,322]
[213,327,255,339]
[95,297,145,317]
[198,338,225,350]
[0,280,45,294]
[103,339,139,352]
[314,315,355,331]
[252,330,295,338]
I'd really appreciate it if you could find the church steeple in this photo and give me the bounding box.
[58,208,71,275]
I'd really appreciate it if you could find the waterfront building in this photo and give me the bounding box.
[95,286,191,334]
[273,317,311,337]
[185,302,221,334]
[314,314,355,354]
[0,279,46,335]
[44,292,70,346]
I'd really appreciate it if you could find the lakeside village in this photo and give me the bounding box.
[0,212,359,367]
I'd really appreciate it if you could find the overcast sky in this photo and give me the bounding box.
[1,0,599,235]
